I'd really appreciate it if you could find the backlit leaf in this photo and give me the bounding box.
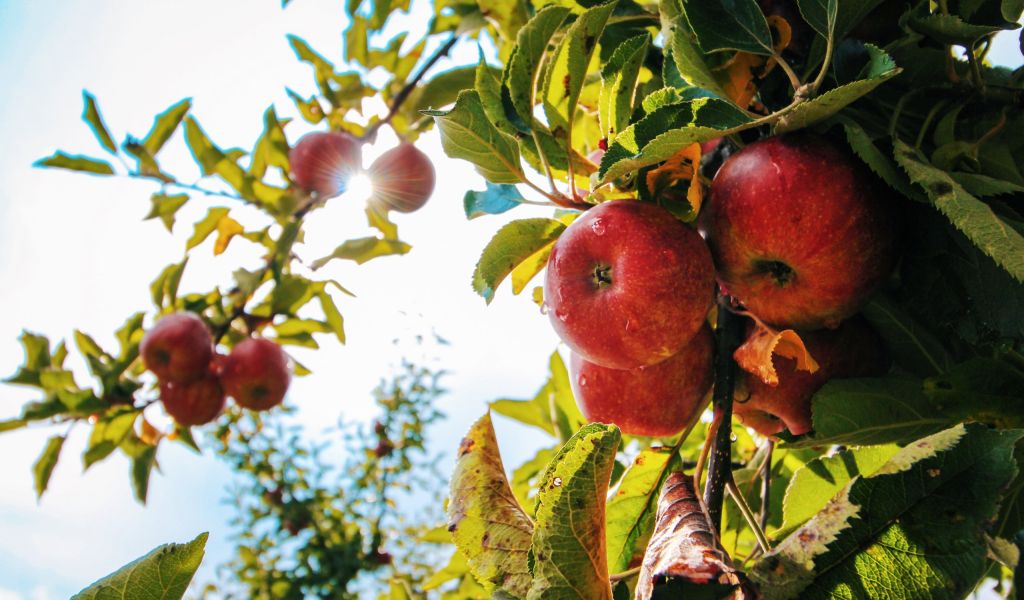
[33,435,66,500]
[35,152,114,176]
[71,533,207,600]
[472,218,566,304]
[426,90,526,184]
[81,91,117,154]
[310,237,412,269]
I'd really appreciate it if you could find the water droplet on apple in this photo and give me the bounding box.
[591,218,606,235]
[556,310,569,323]
[729,432,738,442]
[578,375,588,387]
[539,302,549,315]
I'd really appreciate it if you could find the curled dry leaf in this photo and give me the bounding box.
[721,16,793,109]
[646,143,704,214]
[635,472,756,600]
[734,313,819,386]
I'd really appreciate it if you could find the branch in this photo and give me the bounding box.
[361,34,460,142]
[703,298,745,531]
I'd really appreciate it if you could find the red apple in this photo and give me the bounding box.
[289,131,363,198]
[570,324,714,437]
[220,338,291,411]
[140,312,213,383]
[545,200,715,369]
[367,142,435,213]
[733,317,889,437]
[703,134,900,330]
[160,373,226,426]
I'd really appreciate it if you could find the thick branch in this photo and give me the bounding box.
[361,34,459,142]
[704,299,745,531]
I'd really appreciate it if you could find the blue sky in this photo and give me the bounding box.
[0,1,555,597]
[0,1,1021,598]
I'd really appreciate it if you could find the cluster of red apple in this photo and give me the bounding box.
[141,312,291,425]
[547,134,898,438]
[289,130,435,212]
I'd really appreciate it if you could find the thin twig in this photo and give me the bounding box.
[609,566,642,582]
[727,477,771,555]
[361,35,459,142]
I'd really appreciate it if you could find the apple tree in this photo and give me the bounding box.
[7,0,1024,598]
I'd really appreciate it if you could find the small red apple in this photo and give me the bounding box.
[733,317,889,437]
[220,338,291,411]
[570,324,714,437]
[141,312,213,383]
[289,131,363,198]
[367,142,435,213]
[703,134,900,330]
[545,200,715,370]
[160,372,226,426]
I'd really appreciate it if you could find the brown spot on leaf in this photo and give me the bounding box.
[458,436,475,457]
[929,181,953,196]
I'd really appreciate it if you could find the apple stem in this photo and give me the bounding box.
[703,299,744,532]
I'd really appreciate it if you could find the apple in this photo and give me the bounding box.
[140,312,214,383]
[702,134,900,330]
[545,200,715,369]
[289,130,363,198]
[570,324,714,437]
[367,142,435,213]
[733,317,889,437]
[220,338,291,410]
[160,373,226,426]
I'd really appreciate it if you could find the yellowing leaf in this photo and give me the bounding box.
[719,15,792,109]
[734,315,819,385]
[213,215,245,256]
[447,413,534,598]
[646,143,704,214]
[510,241,556,295]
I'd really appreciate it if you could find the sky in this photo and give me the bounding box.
[0,1,1020,599]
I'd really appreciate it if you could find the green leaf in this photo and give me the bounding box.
[796,0,838,39]
[286,88,325,124]
[775,45,900,133]
[950,172,1024,198]
[841,118,922,201]
[599,34,650,141]
[862,295,952,377]
[249,107,290,178]
[463,183,525,219]
[142,98,191,156]
[145,193,189,232]
[314,290,346,345]
[366,204,399,240]
[83,408,140,470]
[186,207,229,251]
[5,331,52,387]
[410,66,479,113]
[907,13,1019,47]
[426,90,526,184]
[528,423,620,600]
[122,435,159,504]
[1004,0,1024,21]
[505,6,572,128]
[605,447,682,574]
[894,139,1024,283]
[753,424,1022,600]
[150,258,188,309]
[684,0,774,55]
[791,360,1024,448]
[33,435,66,500]
[776,444,899,539]
[34,152,114,176]
[344,16,370,66]
[310,237,412,269]
[511,446,559,512]
[71,532,208,600]
[81,92,117,154]
[472,218,566,304]
[541,2,616,136]
[600,98,752,183]
[665,14,730,100]
[448,413,534,598]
